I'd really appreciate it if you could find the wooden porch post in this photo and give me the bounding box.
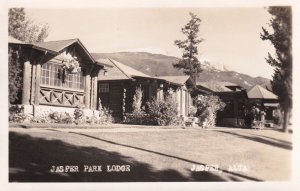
[233,99,238,126]
[34,63,41,105]
[85,73,91,109]
[176,88,181,115]
[91,76,98,110]
[122,86,126,117]
[22,61,32,105]
[157,83,164,101]
[181,89,184,116]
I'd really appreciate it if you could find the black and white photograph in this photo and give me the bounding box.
[1,0,299,190]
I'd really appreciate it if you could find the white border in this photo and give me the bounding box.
[1,0,299,191]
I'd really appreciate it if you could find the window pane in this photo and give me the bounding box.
[99,83,109,93]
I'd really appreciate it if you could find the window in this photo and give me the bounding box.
[40,62,85,90]
[99,83,109,93]
[64,72,85,90]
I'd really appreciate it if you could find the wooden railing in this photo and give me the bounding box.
[39,86,85,107]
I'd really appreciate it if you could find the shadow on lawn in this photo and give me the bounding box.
[216,130,292,150]
[67,131,261,181]
[10,132,232,182]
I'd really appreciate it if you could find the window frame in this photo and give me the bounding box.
[40,62,85,92]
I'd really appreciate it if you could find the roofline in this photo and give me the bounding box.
[9,38,107,68]
[158,76,194,87]
[72,39,97,64]
[97,79,133,82]
[46,38,102,65]
[163,80,184,87]
[194,87,212,94]
[107,58,133,80]
[95,61,114,68]
[133,75,164,81]
[31,44,57,55]
[9,42,57,55]
[196,84,215,93]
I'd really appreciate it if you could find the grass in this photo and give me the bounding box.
[9,125,292,182]
[9,122,186,129]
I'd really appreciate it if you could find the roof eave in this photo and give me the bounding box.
[74,39,97,64]
[96,61,113,68]
[31,45,58,55]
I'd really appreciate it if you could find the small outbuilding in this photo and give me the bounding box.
[247,85,279,120]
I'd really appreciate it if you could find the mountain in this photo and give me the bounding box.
[91,52,271,90]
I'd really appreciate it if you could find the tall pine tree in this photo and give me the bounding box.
[173,12,203,83]
[260,6,292,132]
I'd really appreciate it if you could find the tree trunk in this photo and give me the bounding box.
[282,110,290,132]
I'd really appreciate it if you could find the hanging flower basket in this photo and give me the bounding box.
[61,53,81,74]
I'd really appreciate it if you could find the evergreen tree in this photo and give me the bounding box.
[8,8,50,103]
[8,47,23,103]
[9,8,49,43]
[173,12,203,83]
[260,6,292,132]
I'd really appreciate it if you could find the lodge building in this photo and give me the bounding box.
[8,37,110,117]
[9,36,278,125]
[8,37,194,120]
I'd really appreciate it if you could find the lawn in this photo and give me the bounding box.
[9,125,292,182]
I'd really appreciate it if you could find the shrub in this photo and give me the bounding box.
[132,87,143,113]
[60,112,73,124]
[273,108,282,125]
[31,116,48,123]
[86,115,98,125]
[98,107,113,124]
[98,98,113,124]
[9,104,27,123]
[195,95,226,128]
[188,105,197,117]
[49,112,73,124]
[146,95,178,126]
[74,105,85,124]
[49,111,60,123]
[124,111,153,125]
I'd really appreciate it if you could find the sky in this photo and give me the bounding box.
[26,8,275,79]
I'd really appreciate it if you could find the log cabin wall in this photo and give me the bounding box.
[98,81,125,119]
[28,53,100,110]
[98,79,160,120]
[9,39,105,120]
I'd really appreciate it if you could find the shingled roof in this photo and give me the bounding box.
[158,76,193,86]
[8,36,107,67]
[247,85,278,99]
[34,38,97,62]
[34,39,78,53]
[196,82,233,92]
[98,58,152,81]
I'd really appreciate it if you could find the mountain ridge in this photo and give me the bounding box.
[91,52,271,90]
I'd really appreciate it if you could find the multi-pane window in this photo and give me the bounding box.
[99,83,109,93]
[40,62,84,90]
[64,72,84,89]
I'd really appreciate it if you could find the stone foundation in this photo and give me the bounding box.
[22,104,99,118]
